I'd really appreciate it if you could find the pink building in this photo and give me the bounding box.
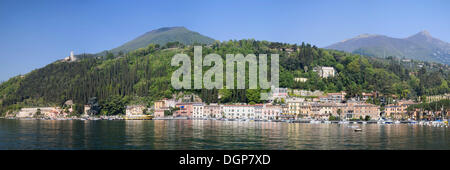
[154,107,169,118]
[174,103,194,118]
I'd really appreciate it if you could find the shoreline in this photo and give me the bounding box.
[1,117,448,127]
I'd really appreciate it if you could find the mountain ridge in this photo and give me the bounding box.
[326,31,450,65]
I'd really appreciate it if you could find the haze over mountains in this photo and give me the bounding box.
[326,30,450,65]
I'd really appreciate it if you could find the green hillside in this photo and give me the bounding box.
[1,40,449,115]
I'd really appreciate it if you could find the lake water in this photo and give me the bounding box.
[0,119,448,150]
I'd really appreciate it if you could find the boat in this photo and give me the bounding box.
[384,119,393,124]
[354,128,363,132]
[338,121,349,124]
[394,120,401,124]
[310,120,321,124]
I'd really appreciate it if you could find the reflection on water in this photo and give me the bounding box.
[0,119,448,150]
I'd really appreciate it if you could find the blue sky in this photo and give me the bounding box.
[0,0,449,81]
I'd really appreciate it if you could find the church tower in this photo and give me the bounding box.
[70,51,74,61]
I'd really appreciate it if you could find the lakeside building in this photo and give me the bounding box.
[360,92,377,101]
[16,107,62,118]
[313,66,336,78]
[290,89,323,97]
[222,105,256,119]
[192,103,204,119]
[262,104,282,120]
[204,104,222,118]
[254,104,264,120]
[125,105,146,116]
[341,101,380,120]
[384,100,416,119]
[285,99,380,120]
[125,105,153,120]
[154,100,165,110]
[165,99,177,108]
[280,104,293,119]
[154,108,167,118]
[154,98,176,109]
[269,87,288,101]
[308,102,337,120]
[319,91,346,103]
[153,98,176,118]
[64,100,74,113]
[424,93,450,103]
[83,105,91,115]
[409,108,450,120]
[174,102,196,117]
[287,99,310,117]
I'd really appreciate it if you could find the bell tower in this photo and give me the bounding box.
[70,51,74,61]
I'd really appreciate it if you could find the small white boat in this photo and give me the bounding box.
[310,120,321,124]
[354,128,362,132]
[338,121,349,124]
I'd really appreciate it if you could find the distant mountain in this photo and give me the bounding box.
[108,26,215,54]
[326,30,450,65]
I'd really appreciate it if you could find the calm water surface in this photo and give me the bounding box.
[0,119,448,150]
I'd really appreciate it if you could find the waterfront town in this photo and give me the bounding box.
[3,66,449,126]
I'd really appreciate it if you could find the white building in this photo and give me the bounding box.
[291,89,323,97]
[192,103,204,119]
[270,87,288,101]
[313,66,335,78]
[294,77,308,82]
[222,105,255,119]
[16,107,62,118]
[126,105,146,116]
[319,91,346,103]
[262,104,282,120]
[64,51,77,62]
[164,98,177,108]
[254,104,264,120]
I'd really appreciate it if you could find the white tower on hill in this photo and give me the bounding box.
[70,51,74,61]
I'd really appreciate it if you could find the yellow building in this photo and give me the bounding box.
[384,100,416,119]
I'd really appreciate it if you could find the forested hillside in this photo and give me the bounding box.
[1,39,449,115]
